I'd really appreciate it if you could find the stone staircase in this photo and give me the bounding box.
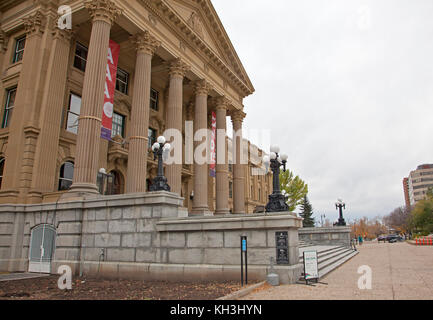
[298,245,358,280]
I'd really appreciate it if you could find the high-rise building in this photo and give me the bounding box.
[402,177,410,208]
[405,164,433,206]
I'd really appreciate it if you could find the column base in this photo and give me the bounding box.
[190,207,213,216]
[215,209,230,215]
[60,183,100,202]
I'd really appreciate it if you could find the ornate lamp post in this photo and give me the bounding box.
[263,145,289,213]
[149,136,171,192]
[335,198,347,226]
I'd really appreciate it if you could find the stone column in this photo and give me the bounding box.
[68,0,121,195]
[126,31,160,194]
[191,80,212,215]
[0,30,7,78]
[28,25,72,202]
[0,11,47,202]
[215,97,230,215]
[231,110,246,214]
[165,59,189,195]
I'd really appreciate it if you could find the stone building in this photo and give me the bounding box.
[405,164,433,206]
[0,0,272,213]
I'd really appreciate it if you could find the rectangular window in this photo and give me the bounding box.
[13,36,26,63]
[111,112,125,138]
[73,42,88,72]
[66,93,81,134]
[116,68,129,95]
[2,87,17,128]
[148,128,157,149]
[150,88,159,111]
[229,182,233,199]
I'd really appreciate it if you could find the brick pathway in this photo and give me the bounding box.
[241,242,433,300]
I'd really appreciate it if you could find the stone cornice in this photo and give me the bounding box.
[142,0,254,98]
[130,30,160,55]
[85,0,122,25]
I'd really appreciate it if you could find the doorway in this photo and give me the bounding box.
[28,224,56,273]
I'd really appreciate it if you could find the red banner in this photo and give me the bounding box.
[101,40,120,140]
[210,111,216,177]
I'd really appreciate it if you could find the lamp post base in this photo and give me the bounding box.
[266,193,289,213]
[149,176,171,192]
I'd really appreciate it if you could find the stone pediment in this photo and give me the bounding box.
[164,0,254,96]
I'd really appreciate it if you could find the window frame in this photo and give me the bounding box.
[73,42,88,72]
[12,36,26,63]
[148,127,157,149]
[2,87,17,128]
[150,88,159,111]
[58,161,74,191]
[0,157,4,189]
[65,93,82,134]
[111,112,125,138]
[115,68,129,95]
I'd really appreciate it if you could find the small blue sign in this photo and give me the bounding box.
[242,239,247,252]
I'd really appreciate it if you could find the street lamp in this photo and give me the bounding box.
[335,198,347,226]
[149,136,171,192]
[263,146,289,213]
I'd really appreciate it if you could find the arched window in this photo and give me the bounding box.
[0,157,4,189]
[58,161,74,191]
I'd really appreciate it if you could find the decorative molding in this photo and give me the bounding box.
[168,58,190,78]
[148,13,157,27]
[0,29,8,52]
[130,30,160,55]
[51,19,72,42]
[23,10,46,36]
[187,12,204,38]
[84,0,122,25]
[194,79,213,96]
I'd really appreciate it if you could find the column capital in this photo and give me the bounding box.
[194,79,213,96]
[23,10,46,36]
[51,20,73,42]
[85,0,122,25]
[131,31,160,55]
[213,96,231,110]
[231,110,246,123]
[169,58,190,78]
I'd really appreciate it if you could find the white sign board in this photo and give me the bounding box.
[303,250,319,280]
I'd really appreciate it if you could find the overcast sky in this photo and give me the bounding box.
[213,0,433,223]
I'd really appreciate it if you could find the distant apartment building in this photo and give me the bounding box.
[402,177,410,208]
[404,164,433,206]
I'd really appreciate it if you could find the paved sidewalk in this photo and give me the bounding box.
[0,273,49,282]
[242,242,433,300]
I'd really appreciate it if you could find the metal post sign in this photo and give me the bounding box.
[303,250,319,283]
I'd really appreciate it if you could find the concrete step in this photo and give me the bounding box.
[299,245,346,259]
[298,244,358,281]
[319,250,359,278]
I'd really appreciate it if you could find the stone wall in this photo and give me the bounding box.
[299,227,351,247]
[0,192,303,284]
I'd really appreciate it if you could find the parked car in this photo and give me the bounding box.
[378,235,387,243]
[386,234,403,243]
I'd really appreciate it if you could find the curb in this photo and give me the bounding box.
[217,281,267,300]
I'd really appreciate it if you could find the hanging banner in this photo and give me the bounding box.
[101,39,120,140]
[210,111,217,177]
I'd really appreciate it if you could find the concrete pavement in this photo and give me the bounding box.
[241,242,433,300]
